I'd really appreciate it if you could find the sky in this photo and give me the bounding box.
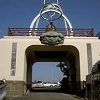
[0,0,100,37]
[32,62,64,82]
[0,0,100,82]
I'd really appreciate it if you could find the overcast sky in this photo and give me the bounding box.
[0,0,100,82]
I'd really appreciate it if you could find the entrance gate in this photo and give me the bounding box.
[0,0,100,98]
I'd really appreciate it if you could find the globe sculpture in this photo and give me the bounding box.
[39,3,64,45]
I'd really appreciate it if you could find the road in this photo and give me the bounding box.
[8,92,83,100]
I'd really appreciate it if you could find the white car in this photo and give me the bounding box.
[31,81,44,88]
[43,82,58,87]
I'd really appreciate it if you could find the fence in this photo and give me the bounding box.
[86,72,100,100]
[8,28,94,37]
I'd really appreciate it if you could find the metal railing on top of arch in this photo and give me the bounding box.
[8,27,94,37]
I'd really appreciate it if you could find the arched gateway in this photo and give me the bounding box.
[0,0,100,97]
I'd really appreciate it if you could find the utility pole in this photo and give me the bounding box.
[44,0,59,4]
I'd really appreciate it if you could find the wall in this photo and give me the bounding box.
[0,36,99,81]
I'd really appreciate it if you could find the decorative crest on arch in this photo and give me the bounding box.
[29,0,73,37]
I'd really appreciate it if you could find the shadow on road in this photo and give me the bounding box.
[30,87,62,93]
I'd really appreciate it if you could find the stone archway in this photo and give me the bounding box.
[25,45,80,93]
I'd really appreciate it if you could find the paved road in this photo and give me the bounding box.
[8,92,83,100]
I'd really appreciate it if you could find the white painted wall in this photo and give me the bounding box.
[0,36,100,82]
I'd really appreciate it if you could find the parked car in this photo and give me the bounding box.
[43,82,58,87]
[31,81,44,88]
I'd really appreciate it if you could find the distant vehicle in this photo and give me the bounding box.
[31,81,60,89]
[43,82,58,87]
[31,81,44,88]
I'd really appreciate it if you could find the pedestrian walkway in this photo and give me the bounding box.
[5,92,86,100]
